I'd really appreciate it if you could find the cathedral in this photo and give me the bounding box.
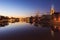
[51,5,60,24]
[50,5,55,15]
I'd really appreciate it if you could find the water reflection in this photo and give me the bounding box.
[0,20,19,27]
[29,20,60,32]
[29,21,60,40]
[0,22,9,27]
[0,21,60,40]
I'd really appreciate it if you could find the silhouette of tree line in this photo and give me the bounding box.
[0,15,20,23]
[29,14,52,27]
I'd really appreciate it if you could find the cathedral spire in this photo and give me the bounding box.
[50,5,55,15]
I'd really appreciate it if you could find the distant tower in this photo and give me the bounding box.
[36,10,40,17]
[50,5,55,15]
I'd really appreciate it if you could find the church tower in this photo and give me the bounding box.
[50,5,55,15]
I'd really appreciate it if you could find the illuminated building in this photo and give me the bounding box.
[50,5,55,15]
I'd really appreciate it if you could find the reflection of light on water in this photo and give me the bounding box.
[54,26,57,29]
[51,30,54,37]
[58,26,60,31]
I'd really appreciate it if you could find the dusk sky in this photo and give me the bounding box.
[0,0,60,17]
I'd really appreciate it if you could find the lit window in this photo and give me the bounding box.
[59,17,60,21]
[54,18,56,21]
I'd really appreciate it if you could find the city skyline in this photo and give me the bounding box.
[0,0,60,17]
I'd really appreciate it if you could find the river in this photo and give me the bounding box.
[0,22,60,40]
